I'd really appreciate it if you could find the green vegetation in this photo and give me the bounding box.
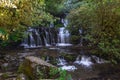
[0,0,120,63]
[18,60,71,79]
[67,0,120,62]
[18,60,34,80]
[1,73,9,79]
[2,0,120,80]
[0,0,56,47]
[37,67,72,80]
[45,0,65,17]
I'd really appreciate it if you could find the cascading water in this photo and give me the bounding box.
[21,28,41,48]
[74,55,93,67]
[29,33,36,47]
[57,57,67,66]
[57,19,72,46]
[21,27,57,48]
[34,29,42,47]
[57,56,77,71]
[58,27,70,43]
[46,56,50,62]
[74,55,106,67]
[43,30,50,46]
[79,27,83,46]
[21,19,72,48]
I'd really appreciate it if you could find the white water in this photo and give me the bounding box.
[46,56,50,62]
[61,65,77,71]
[21,28,42,48]
[74,55,93,67]
[59,28,66,43]
[57,57,67,66]
[57,55,77,71]
[45,30,50,45]
[34,29,42,47]
[79,28,83,46]
[29,33,36,47]
[21,19,72,48]
[57,19,72,46]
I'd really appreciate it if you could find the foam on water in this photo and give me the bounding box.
[74,56,93,67]
[61,65,77,71]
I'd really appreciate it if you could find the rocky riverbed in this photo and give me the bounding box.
[0,46,120,80]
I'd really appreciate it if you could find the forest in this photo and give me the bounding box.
[0,0,120,80]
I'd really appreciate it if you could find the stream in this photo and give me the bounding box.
[0,46,120,80]
[0,19,120,80]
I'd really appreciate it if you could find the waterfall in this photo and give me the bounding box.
[34,29,42,47]
[79,27,83,46]
[46,56,50,62]
[29,33,36,47]
[21,28,37,48]
[21,27,57,48]
[57,19,72,46]
[43,29,50,46]
[58,28,67,43]
[21,19,72,48]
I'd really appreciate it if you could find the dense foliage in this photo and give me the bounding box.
[0,0,120,62]
[45,0,65,17]
[0,0,59,47]
[67,0,120,62]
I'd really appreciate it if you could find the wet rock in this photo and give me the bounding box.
[0,59,6,70]
[17,52,36,62]
[4,78,16,80]
[17,52,35,58]
[18,59,34,80]
[4,55,11,61]
[2,55,19,71]
[0,72,17,80]
[1,63,9,71]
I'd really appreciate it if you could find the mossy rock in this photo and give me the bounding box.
[18,60,35,80]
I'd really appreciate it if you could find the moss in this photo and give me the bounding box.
[1,73,9,79]
[61,53,77,62]
[18,60,34,80]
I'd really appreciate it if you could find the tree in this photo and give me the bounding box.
[67,0,120,62]
[0,0,54,46]
[45,0,65,17]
